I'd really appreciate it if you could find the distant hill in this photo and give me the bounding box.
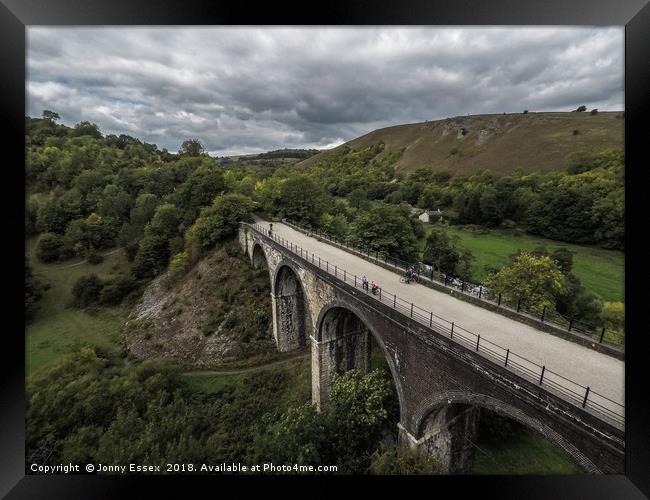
[296,111,624,176]
[217,148,320,166]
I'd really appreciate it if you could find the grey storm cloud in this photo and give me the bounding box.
[27,27,623,156]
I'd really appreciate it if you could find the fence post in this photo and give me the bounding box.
[319,257,321,267]
[344,270,346,282]
[450,322,454,338]
[430,311,433,327]
[541,306,546,323]
[379,288,382,300]
[498,293,502,306]
[354,275,357,286]
[568,317,574,332]
[431,268,434,281]
[476,335,480,351]
[478,286,482,299]
[539,366,546,385]
[444,275,448,286]
[461,281,465,292]
[410,303,414,317]
[516,297,522,312]
[582,387,590,408]
[599,325,605,343]
[326,262,329,273]
[393,295,396,308]
[504,349,509,366]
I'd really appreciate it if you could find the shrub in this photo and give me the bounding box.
[572,129,580,135]
[523,110,528,114]
[590,108,598,115]
[601,302,624,331]
[71,274,104,308]
[25,263,44,319]
[99,276,137,306]
[36,233,64,263]
[370,445,441,474]
[574,105,587,112]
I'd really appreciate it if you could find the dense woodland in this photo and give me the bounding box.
[25,111,624,474]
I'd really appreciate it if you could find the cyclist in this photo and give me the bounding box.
[361,275,369,291]
[371,281,379,295]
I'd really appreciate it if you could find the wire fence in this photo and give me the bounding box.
[281,219,624,349]
[246,221,625,428]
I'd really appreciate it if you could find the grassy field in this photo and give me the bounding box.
[473,426,582,475]
[419,225,624,303]
[26,237,133,377]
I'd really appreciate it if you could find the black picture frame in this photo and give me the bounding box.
[3,0,649,497]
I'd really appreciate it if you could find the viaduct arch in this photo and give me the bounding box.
[239,224,624,474]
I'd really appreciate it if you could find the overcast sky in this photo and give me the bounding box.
[27,27,623,156]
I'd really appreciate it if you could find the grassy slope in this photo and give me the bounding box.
[182,354,312,405]
[298,112,623,176]
[26,237,132,377]
[417,224,623,303]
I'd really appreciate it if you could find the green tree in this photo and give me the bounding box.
[277,176,327,226]
[349,205,419,262]
[35,233,65,263]
[99,277,137,306]
[484,251,567,312]
[179,139,205,157]
[72,121,102,138]
[118,193,160,260]
[257,369,397,474]
[172,164,226,222]
[42,110,60,123]
[71,274,104,308]
[36,198,69,234]
[25,263,44,319]
[185,194,255,259]
[320,213,349,239]
[131,204,181,278]
[601,302,624,332]
[422,226,473,279]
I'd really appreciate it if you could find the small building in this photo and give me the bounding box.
[419,209,444,223]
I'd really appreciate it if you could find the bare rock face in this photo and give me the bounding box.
[124,245,274,367]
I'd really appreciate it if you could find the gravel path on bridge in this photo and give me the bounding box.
[263,220,624,410]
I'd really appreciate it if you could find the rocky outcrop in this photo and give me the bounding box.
[124,243,275,367]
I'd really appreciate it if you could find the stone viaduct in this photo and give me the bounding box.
[239,222,624,474]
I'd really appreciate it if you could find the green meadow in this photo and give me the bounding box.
[419,225,624,303]
[26,237,132,377]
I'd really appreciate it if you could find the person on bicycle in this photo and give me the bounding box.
[370,280,378,294]
[361,275,368,290]
[405,268,413,283]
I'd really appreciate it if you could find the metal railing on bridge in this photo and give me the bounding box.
[281,219,624,349]
[246,222,625,429]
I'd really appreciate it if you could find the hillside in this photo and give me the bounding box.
[124,242,275,367]
[297,112,623,176]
